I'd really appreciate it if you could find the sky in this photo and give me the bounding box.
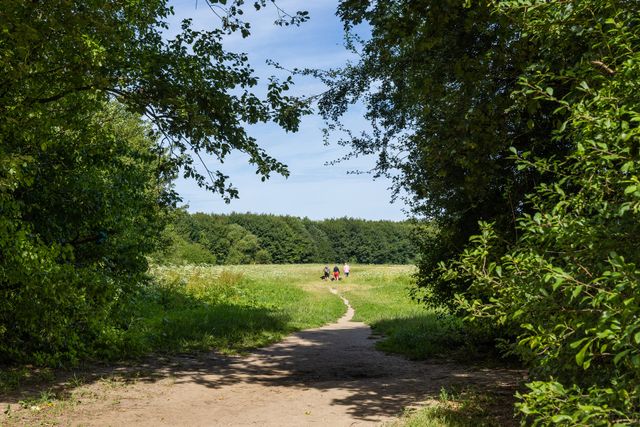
[167,0,408,221]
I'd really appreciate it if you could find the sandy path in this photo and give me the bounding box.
[2,290,522,426]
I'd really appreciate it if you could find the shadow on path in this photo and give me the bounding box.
[1,290,525,425]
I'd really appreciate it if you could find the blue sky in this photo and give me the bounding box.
[167,1,408,221]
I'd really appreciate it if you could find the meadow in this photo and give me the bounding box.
[114,263,474,362]
[132,264,422,354]
[336,265,470,360]
[1,264,512,427]
[117,264,348,356]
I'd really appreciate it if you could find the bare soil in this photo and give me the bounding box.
[1,291,524,426]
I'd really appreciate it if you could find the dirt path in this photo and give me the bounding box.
[1,290,523,426]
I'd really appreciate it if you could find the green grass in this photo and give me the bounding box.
[115,264,346,357]
[120,264,474,360]
[1,264,515,427]
[339,265,472,360]
[387,387,515,427]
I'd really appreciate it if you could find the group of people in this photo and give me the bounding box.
[322,263,350,281]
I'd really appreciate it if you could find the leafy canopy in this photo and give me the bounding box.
[313,0,571,307]
[0,0,310,365]
[1,0,309,200]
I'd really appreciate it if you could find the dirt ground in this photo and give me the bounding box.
[1,291,524,426]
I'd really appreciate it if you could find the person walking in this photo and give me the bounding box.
[343,263,350,278]
[333,265,340,281]
[323,265,330,280]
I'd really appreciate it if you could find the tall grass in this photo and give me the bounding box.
[112,264,346,357]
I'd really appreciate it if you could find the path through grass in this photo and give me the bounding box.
[337,265,470,360]
[2,264,518,427]
[119,264,346,356]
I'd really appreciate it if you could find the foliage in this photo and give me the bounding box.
[314,0,568,307]
[0,0,309,365]
[441,1,640,424]
[0,101,173,365]
[329,0,640,424]
[1,0,309,199]
[153,212,419,265]
[153,225,218,265]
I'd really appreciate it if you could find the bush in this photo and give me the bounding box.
[0,101,174,365]
[444,2,640,424]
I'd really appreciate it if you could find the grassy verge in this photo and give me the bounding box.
[338,266,520,426]
[387,387,516,427]
[116,264,346,356]
[340,265,476,360]
[0,265,345,394]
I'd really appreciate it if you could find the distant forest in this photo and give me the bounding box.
[153,212,417,265]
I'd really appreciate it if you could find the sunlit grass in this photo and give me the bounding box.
[116,264,346,356]
[131,264,469,360]
[338,265,472,359]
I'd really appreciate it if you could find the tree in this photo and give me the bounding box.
[317,0,569,306]
[156,213,417,265]
[441,0,640,423]
[1,0,309,200]
[225,224,261,264]
[153,225,217,265]
[0,0,309,364]
[320,1,640,422]
[0,100,174,364]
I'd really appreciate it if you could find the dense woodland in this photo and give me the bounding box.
[1,0,639,424]
[154,212,417,265]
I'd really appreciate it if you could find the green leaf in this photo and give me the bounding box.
[570,337,588,349]
[551,415,573,423]
[613,349,630,365]
[575,340,592,367]
[571,285,583,299]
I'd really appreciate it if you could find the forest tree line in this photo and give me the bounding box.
[153,212,417,265]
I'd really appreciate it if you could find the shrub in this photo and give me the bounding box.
[445,1,640,423]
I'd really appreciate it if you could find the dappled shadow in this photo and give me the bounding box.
[0,300,293,403]
[0,298,525,425]
[369,313,509,365]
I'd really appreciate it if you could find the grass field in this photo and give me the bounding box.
[1,264,513,426]
[116,263,473,361]
[335,265,468,359]
[119,264,348,356]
